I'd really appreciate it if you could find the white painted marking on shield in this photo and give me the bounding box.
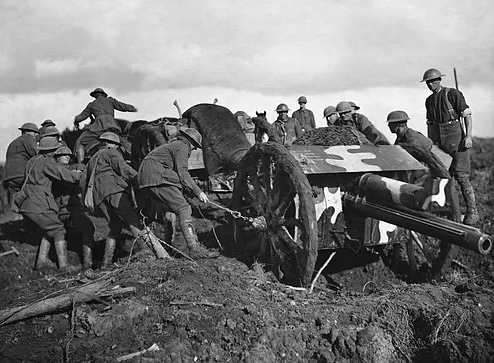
[378,221,398,244]
[314,187,343,224]
[323,146,382,172]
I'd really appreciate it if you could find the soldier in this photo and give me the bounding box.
[273,103,303,146]
[73,88,137,163]
[16,137,82,273]
[80,132,146,268]
[137,128,220,259]
[421,68,478,226]
[335,101,390,145]
[387,110,461,221]
[3,122,39,219]
[53,146,95,269]
[36,119,56,142]
[292,96,316,132]
[323,106,339,126]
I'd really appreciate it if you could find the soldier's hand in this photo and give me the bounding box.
[198,192,209,203]
[462,135,473,149]
[73,119,79,130]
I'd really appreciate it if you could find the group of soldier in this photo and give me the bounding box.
[3,88,218,273]
[2,66,479,273]
[268,68,478,226]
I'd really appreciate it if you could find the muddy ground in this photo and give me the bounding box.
[1,138,493,363]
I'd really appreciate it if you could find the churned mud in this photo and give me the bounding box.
[1,138,493,363]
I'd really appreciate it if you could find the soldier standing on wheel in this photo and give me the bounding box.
[421,68,478,226]
[73,88,137,163]
[137,128,220,260]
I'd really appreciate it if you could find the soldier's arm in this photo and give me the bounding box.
[110,97,137,113]
[74,104,92,123]
[452,89,473,148]
[175,147,202,196]
[110,150,137,183]
[294,119,303,138]
[45,159,82,184]
[310,110,316,129]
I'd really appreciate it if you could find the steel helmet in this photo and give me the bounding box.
[275,103,290,113]
[41,119,55,126]
[40,126,60,138]
[179,128,202,149]
[386,110,410,123]
[54,146,73,157]
[37,136,62,151]
[297,96,308,103]
[99,132,121,145]
[90,87,108,98]
[421,68,445,83]
[348,101,360,111]
[18,122,39,133]
[335,101,353,114]
[323,106,337,118]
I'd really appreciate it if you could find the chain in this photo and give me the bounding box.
[207,200,267,230]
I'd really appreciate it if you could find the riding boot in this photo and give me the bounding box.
[82,245,93,270]
[102,237,117,268]
[36,236,54,271]
[55,240,79,273]
[180,219,220,259]
[459,182,479,226]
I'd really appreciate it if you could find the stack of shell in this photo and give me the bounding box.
[293,126,371,147]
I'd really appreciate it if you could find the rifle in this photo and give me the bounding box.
[453,67,467,137]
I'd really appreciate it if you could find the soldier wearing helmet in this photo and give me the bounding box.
[73,88,137,163]
[36,119,56,142]
[273,103,303,146]
[387,110,461,221]
[421,68,478,225]
[137,128,220,260]
[15,136,83,273]
[53,146,95,270]
[292,96,316,132]
[323,106,339,126]
[3,123,39,218]
[335,101,390,145]
[80,132,146,268]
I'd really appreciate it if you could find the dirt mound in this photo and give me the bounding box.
[1,137,493,362]
[293,126,371,147]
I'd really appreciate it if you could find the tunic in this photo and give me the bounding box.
[292,108,316,132]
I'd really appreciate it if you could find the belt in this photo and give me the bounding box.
[427,119,459,125]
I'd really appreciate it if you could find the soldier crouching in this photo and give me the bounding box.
[15,137,83,273]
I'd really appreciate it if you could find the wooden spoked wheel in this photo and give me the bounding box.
[232,142,318,287]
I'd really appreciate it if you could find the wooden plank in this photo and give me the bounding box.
[289,145,426,175]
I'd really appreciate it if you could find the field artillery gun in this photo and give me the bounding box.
[144,104,494,287]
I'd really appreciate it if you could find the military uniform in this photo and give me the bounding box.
[19,155,82,240]
[80,147,140,238]
[337,113,390,145]
[4,134,38,192]
[74,95,136,155]
[53,162,95,269]
[273,117,303,146]
[292,108,315,132]
[425,86,477,225]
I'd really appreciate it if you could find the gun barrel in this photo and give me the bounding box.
[344,193,492,255]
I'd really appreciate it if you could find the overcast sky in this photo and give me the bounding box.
[1,0,493,161]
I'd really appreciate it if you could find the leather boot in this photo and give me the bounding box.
[460,183,479,226]
[55,240,79,273]
[102,237,117,268]
[82,245,93,270]
[36,236,54,271]
[180,219,220,259]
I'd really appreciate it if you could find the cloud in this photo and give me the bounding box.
[1,0,493,96]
